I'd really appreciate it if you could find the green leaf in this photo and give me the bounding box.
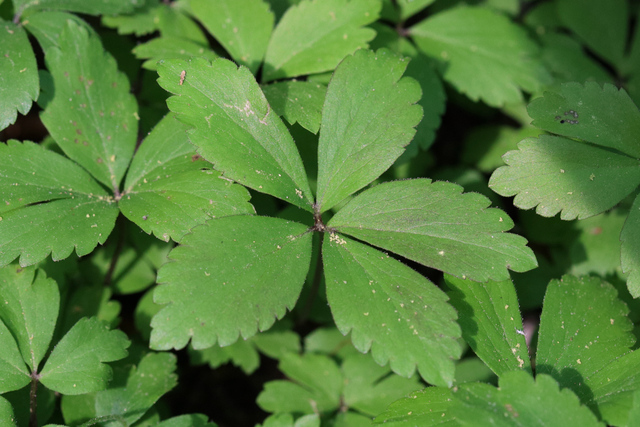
[373,387,457,426]
[556,0,627,69]
[101,0,159,36]
[0,265,58,372]
[257,353,342,414]
[0,320,29,393]
[341,353,423,416]
[157,57,314,211]
[328,179,537,282]
[190,0,273,73]
[156,414,217,427]
[39,20,138,190]
[536,276,634,405]
[527,82,640,158]
[133,36,219,71]
[397,0,434,20]
[489,135,640,220]
[451,371,603,426]
[622,195,640,297]
[322,233,461,387]
[151,216,312,350]
[39,317,130,395]
[262,81,326,134]
[262,0,380,82]
[189,339,260,374]
[316,49,423,212]
[13,0,141,16]
[410,6,550,107]
[22,10,94,51]
[119,114,254,242]
[0,141,119,267]
[154,4,208,45]
[0,397,16,427]
[0,21,38,131]
[445,275,530,376]
[61,353,177,426]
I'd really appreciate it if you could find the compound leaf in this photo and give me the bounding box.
[622,195,640,297]
[322,233,461,387]
[316,49,422,212]
[489,135,640,220]
[257,353,342,414]
[328,179,537,282]
[0,141,119,267]
[556,0,628,69]
[39,317,130,395]
[527,82,640,158]
[372,387,456,426]
[151,216,312,350]
[39,20,138,190]
[190,0,273,73]
[451,371,603,426]
[410,6,550,107]
[445,275,530,376]
[133,36,218,71]
[262,81,326,134]
[0,265,58,374]
[536,276,634,405]
[61,352,177,426]
[262,0,380,82]
[157,57,314,211]
[0,21,38,131]
[13,0,141,16]
[120,114,254,243]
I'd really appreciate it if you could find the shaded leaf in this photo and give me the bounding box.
[23,11,94,51]
[120,114,254,242]
[101,0,159,36]
[156,414,217,427]
[397,0,434,20]
[328,179,537,282]
[0,265,58,372]
[13,0,141,16]
[191,0,273,73]
[411,6,550,107]
[0,397,16,427]
[373,387,457,426]
[157,57,313,211]
[0,21,38,131]
[316,49,422,212]
[622,195,640,297]
[489,135,640,220]
[262,0,380,82]
[323,233,461,387]
[39,317,130,395]
[445,275,530,376]
[39,20,138,190]
[189,339,259,375]
[151,216,312,350]
[262,81,326,134]
[133,36,219,71]
[527,82,640,158]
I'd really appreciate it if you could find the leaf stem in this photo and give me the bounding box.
[29,372,39,427]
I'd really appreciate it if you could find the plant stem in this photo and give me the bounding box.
[298,232,324,326]
[29,373,38,427]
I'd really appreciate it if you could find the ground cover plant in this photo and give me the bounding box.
[0,0,639,426]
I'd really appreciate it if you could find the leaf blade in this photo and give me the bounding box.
[622,195,640,297]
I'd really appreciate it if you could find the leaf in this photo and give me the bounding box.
[0,21,39,131]
[61,353,177,426]
[257,353,342,414]
[0,397,16,427]
[536,276,634,405]
[372,387,457,426]
[489,135,640,220]
[13,0,141,16]
[341,353,423,416]
[445,275,530,376]
[157,57,314,211]
[451,371,603,426]
[39,317,130,395]
[322,233,461,387]
[397,0,435,20]
[0,141,119,267]
[151,216,312,350]
[101,0,159,36]
[410,6,551,107]
[39,20,138,190]
[154,4,208,45]
[262,81,326,134]
[622,194,640,297]
[22,11,94,51]
[328,179,537,282]
[0,321,30,394]
[0,265,58,372]
[316,49,423,212]
[262,0,380,82]
[527,82,640,158]
[156,414,217,427]
[189,339,260,374]
[119,114,254,242]
[133,36,219,71]
[190,0,273,73]
[556,0,628,69]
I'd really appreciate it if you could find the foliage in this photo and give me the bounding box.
[0,0,639,426]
